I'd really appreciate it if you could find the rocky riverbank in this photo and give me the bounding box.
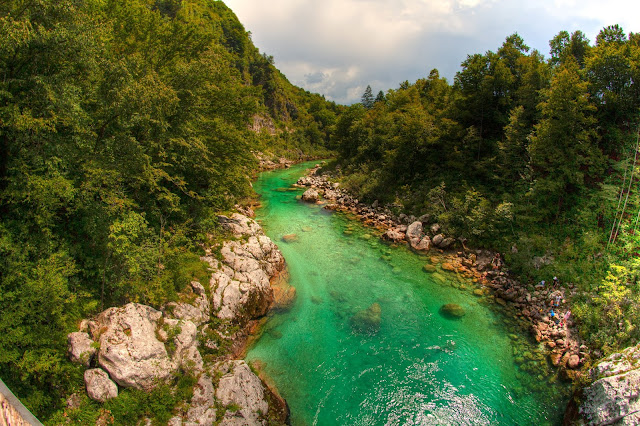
[66,213,292,425]
[296,166,586,383]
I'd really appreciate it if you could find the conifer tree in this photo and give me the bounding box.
[361,85,374,109]
[529,59,603,218]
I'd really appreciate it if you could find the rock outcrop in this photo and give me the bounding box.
[206,214,285,327]
[215,361,270,426]
[165,281,210,326]
[183,374,217,425]
[67,213,289,423]
[580,344,640,425]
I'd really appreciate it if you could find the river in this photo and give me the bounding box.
[245,162,569,425]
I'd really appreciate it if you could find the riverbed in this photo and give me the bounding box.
[246,162,569,425]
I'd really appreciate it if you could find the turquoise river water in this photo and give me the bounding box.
[246,162,569,425]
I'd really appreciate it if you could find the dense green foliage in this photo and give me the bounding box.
[0,0,335,420]
[3,0,640,419]
[333,29,640,355]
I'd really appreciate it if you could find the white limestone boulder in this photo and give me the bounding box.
[93,303,175,390]
[84,368,118,402]
[215,361,269,426]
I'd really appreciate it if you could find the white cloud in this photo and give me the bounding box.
[225,0,639,104]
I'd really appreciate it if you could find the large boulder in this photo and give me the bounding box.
[84,368,118,402]
[93,303,176,390]
[413,236,431,251]
[579,344,640,425]
[406,221,429,250]
[301,188,319,202]
[215,361,270,426]
[68,332,96,367]
[432,234,444,247]
[581,370,640,425]
[406,221,423,241]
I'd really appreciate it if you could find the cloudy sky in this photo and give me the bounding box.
[225,0,639,104]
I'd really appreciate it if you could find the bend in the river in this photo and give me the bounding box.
[246,162,570,426]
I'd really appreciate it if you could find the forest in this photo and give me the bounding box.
[2,0,640,422]
[333,27,640,359]
[0,0,336,420]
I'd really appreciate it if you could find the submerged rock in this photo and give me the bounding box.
[350,303,382,334]
[439,303,465,319]
[423,264,437,273]
[272,274,297,311]
[281,233,298,243]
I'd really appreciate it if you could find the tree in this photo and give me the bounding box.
[361,85,374,109]
[375,90,386,103]
[586,25,637,149]
[529,60,603,219]
[550,30,590,67]
[498,106,530,184]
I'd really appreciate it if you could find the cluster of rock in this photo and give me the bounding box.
[296,167,586,378]
[383,221,455,251]
[578,344,640,425]
[296,172,457,252]
[450,252,585,373]
[67,214,289,425]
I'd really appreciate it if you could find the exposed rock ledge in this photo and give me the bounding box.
[67,214,290,425]
[577,344,640,425]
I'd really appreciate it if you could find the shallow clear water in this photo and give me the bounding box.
[246,162,568,425]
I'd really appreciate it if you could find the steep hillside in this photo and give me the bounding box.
[0,0,336,420]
